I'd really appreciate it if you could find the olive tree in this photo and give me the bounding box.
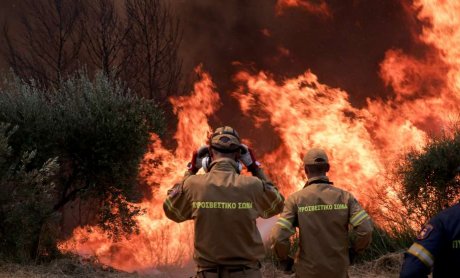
[0,72,165,261]
[397,129,460,224]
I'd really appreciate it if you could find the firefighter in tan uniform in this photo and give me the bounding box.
[164,126,284,278]
[270,148,373,278]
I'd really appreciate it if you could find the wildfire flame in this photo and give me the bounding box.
[59,66,219,273]
[60,0,460,273]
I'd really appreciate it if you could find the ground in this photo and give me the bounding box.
[0,253,404,278]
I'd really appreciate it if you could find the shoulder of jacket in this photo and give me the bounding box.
[287,189,306,203]
[327,184,347,192]
[442,203,460,216]
[316,184,353,199]
[432,205,460,226]
[285,192,298,203]
[183,174,205,187]
[237,174,264,185]
[328,185,354,199]
[329,187,358,205]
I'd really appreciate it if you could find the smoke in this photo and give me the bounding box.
[1,0,454,162]
[164,0,450,154]
[0,0,20,70]
[172,0,434,107]
[0,0,442,106]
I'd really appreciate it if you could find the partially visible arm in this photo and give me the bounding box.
[348,195,373,253]
[253,178,285,218]
[400,219,444,278]
[400,252,430,278]
[251,168,284,218]
[164,146,207,222]
[251,167,271,183]
[270,196,297,260]
[163,181,193,223]
[240,145,284,218]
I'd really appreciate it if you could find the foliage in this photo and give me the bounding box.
[0,72,165,261]
[397,128,460,222]
[0,123,60,261]
[356,224,414,263]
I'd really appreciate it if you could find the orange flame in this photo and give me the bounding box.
[59,66,220,273]
[61,0,460,273]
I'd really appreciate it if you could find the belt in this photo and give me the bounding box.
[201,265,253,273]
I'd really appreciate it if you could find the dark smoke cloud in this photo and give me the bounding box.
[171,0,430,107]
[0,0,434,150]
[162,0,434,151]
[0,0,20,70]
[0,0,431,106]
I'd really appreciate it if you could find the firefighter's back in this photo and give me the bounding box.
[270,148,372,278]
[294,182,353,278]
[187,168,265,267]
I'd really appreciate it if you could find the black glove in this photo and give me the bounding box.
[349,248,357,265]
[278,257,294,273]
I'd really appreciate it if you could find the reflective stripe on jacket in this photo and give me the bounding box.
[271,176,373,278]
[400,203,460,278]
[163,158,284,268]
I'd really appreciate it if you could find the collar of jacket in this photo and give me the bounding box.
[304,176,333,188]
[209,158,240,173]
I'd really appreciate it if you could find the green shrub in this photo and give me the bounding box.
[397,128,460,224]
[0,72,165,261]
[0,123,59,261]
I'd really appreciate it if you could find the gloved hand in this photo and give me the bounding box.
[240,144,260,172]
[349,248,357,265]
[278,256,294,273]
[187,145,209,174]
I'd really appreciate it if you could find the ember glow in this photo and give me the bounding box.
[60,0,460,273]
[276,0,331,17]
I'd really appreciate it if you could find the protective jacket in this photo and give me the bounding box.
[163,158,284,270]
[270,176,373,278]
[400,203,460,278]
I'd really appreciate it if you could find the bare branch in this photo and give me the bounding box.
[2,0,85,89]
[123,0,182,101]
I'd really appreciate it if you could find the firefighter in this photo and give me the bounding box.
[163,126,284,278]
[270,148,373,278]
[400,202,460,277]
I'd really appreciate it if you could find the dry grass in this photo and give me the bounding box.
[0,253,405,278]
[0,258,138,278]
[349,253,403,278]
[261,253,404,278]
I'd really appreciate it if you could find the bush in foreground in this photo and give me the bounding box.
[0,72,165,261]
[397,128,460,224]
[0,123,59,261]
